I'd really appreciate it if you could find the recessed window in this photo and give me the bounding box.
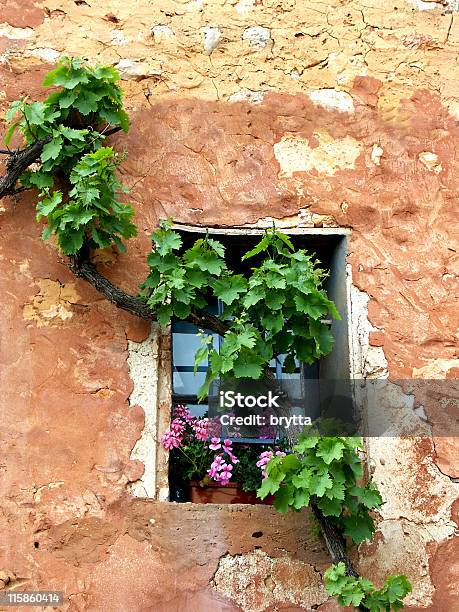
[165,226,352,502]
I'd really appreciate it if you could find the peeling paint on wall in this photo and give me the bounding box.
[23,279,80,326]
[127,325,159,499]
[212,550,328,611]
[273,133,362,178]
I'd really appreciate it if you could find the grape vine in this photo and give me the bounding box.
[4,56,135,255]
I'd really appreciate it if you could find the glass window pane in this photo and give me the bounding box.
[173,332,203,367]
[173,369,207,396]
[185,404,208,418]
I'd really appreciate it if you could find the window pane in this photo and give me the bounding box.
[173,369,207,396]
[173,332,203,367]
[185,403,208,419]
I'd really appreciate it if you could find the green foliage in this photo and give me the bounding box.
[4,57,135,255]
[36,147,136,254]
[257,432,383,544]
[141,221,340,397]
[233,442,287,493]
[170,436,214,484]
[324,563,412,611]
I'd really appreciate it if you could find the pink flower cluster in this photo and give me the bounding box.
[161,405,210,450]
[161,405,287,489]
[256,450,286,478]
[207,438,239,485]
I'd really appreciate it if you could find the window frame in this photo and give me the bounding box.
[154,225,353,500]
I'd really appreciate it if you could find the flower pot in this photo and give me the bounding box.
[188,480,273,505]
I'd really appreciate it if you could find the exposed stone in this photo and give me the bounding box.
[115,59,160,81]
[405,0,442,10]
[273,133,362,178]
[371,144,383,165]
[110,29,130,46]
[242,26,271,49]
[28,47,60,62]
[201,26,222,55]
[418,151,442,173]
[228,88,264,104]
[151,25,174,42]
[212,550,328,611]
[308,89,354,113]
[235,0,256,16]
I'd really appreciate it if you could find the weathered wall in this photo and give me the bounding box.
[0,1,458,610]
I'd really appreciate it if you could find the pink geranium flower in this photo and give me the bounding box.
[173,404,196,424]
[209,437,222,451]
[208,454,224,479]
[161,429,183,450]
[212,438,239,464]
[216,462,233,485]
[171,418,185,434]
[193,418,209,441]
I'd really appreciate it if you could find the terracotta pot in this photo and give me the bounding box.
[188,480,273,505]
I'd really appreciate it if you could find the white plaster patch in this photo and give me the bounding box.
[418,151,442,173]
[29,48,60,63]
[212,550,328,611]
[151,25,174,42]
[228,88,264,104]
[273,133,362,178]
[405,0,442,10]
[371,144,383,166]
[348,280,388,379]
[0,24,33,39]
[254,212,338,229]
[201,26,222,55]
[368,436,458,534]
[413,358,459,378]
[127,325,159,499]
[235,0,256,15]
[110,29,130,45]
[360,520,438,607]
[243,26,271,49]
[308,89,354,113]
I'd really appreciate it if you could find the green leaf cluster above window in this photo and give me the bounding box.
[140,222,341,396]
[4,57,135,255]
[36,147,136,255]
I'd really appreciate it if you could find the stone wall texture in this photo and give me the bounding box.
[0,0,458,610]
